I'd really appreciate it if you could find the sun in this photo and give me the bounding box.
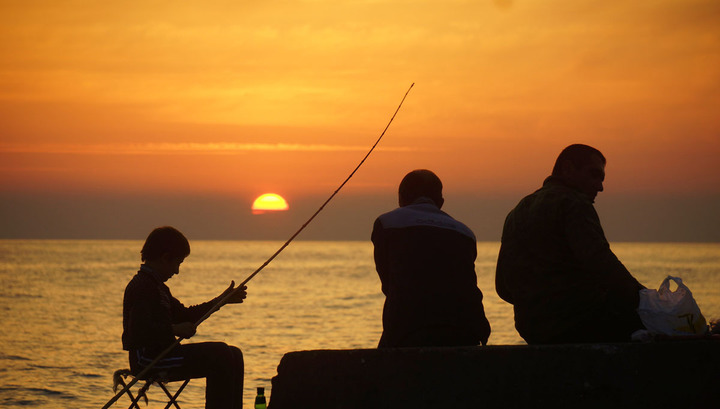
[252,193,289,215]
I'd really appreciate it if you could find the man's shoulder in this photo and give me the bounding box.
[540,178,592,203]
[514,179,590,211]
[504,181,595,231]
[376,204,475,240]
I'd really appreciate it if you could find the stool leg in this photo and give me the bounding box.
[128,381,152,409]
[159,379,190,409]
[116,377,145,409]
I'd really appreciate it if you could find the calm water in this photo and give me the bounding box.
[0,240,718,408]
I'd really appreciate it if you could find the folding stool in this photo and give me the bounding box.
[113,369,191,409]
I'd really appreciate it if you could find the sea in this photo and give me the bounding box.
[0,240,718,408]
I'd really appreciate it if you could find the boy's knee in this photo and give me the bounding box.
[228,345,243,364]
[212,342,243,363]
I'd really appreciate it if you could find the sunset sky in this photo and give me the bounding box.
[1,0,719,241]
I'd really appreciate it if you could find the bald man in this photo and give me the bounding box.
[372,169,491,348]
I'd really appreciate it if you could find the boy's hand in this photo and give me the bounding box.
[221,280,248,304]
[172,322,196,339]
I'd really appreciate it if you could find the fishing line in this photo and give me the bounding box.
[102,83,414,409]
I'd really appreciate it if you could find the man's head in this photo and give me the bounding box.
[398,169,445,208]
[141,226,190,281]
[551,144,606,201]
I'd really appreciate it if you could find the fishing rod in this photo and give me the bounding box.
[102,83,414,409]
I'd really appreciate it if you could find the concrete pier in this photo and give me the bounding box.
[269,340,718,408]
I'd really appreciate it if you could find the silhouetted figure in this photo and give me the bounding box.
[496,144,645,344]
[122,226,247,408]
[372,170,491,348]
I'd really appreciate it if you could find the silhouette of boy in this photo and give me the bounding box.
[122,226,247,408]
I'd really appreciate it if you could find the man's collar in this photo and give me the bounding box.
[543,175,566,186]
[409,196,439,207]
[542,175,595,203]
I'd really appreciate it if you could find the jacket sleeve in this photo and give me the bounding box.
[564,199,645,295]
[170,296,218,325]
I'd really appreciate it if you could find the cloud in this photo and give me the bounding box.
[0,142,417,155]
[492,0,514,10]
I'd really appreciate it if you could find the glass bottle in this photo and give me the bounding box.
[254,386,267,409]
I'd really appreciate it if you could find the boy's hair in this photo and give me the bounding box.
[141,226,191,262]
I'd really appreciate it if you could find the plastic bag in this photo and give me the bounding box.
[637,276,708,336]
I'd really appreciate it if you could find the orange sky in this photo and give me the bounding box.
[1,0,719,240]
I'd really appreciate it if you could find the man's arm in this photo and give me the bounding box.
[371,218,390,295]
[564,199,644,291]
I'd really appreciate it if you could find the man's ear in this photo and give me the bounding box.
[559,159,576,178]
[398,193,408,207]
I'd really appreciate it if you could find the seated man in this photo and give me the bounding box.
[372,169,491,348]
[122,226,247,408]
[496,144,645,344]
